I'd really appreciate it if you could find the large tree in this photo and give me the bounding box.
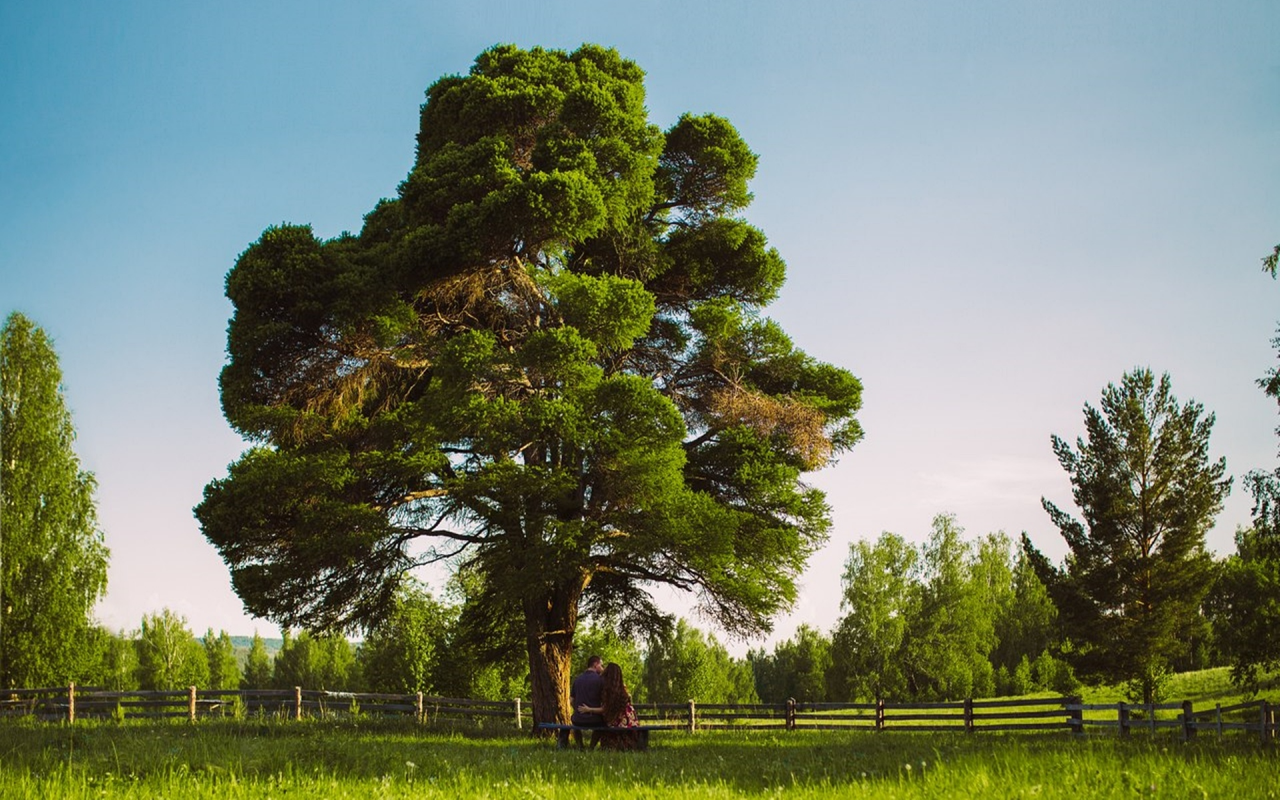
[1030,368,1229,703]
[1212,252,1280,688]
[0,311,110,688]
[195,44,863,724]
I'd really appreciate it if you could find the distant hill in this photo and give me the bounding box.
[229,635,284,667]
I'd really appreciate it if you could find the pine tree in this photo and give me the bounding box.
[1032,368,1229,703]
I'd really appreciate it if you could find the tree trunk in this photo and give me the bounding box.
[523,581,583,727]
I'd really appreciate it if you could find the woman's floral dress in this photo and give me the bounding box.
[601,701,640,750]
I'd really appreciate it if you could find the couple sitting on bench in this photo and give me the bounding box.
[562,655,642,750]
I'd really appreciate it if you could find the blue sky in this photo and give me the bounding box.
[2,1,1277,651]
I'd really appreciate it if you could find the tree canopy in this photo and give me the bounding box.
[1030,368,1229,703]
[195,44,862,723]
[0,311,110,688]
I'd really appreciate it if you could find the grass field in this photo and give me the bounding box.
[0,716,1276,799]
[2,667,1277,799]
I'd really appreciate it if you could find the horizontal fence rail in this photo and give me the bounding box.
[0,684,527,728]
[1066,699,1278,743]
[1,685,1275,742]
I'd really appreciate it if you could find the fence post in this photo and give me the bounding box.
[416,692,424,724]
[189,686,197,722]
[294,686,302,721]
[1181,700,1195,741]
[687,700,696,734]
[67,682,75,724]
[1118,702,1130,738]
[1263,701,1272,745]
[964,698,974,734]
[876,698,885,732]
[1068,695,1082,736]
[785,698,796,731]
[514,697,522,730]
[1269,702,1276,742]
[1215,703,1223,738]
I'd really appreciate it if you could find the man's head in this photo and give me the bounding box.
[587,655,603,673]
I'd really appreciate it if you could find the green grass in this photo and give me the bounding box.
[0,717,1276,798]
[1074,666,1280,706]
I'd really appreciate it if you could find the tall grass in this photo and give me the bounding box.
[0,717,1275,799]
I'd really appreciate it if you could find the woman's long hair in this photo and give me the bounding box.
[600,662,631,723]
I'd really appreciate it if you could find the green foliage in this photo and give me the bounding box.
[1032,368,1230,704]
[641,618,758,704]
[828,531,917,702]
[902,515,997,701]
[272,630,360,691]
[749,624,831,703]
[0,312,110,688]
[136,610,209,691]
[427,568,530,701]
[196,44,862,723]
[995,540,1059,673]
[829,518,1068,703]
[463,664,531,702]
[1210,514,1280,690]
[241,632,273,690]
[1032,650,1079,695]
[359,581,452,695]
[202,629,241,691]
[80,627,140,691]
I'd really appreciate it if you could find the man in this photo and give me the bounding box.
[562,654,605,749]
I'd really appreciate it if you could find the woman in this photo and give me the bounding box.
[577,662,639,749]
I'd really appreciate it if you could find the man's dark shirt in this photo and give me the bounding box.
[569,669,605,726]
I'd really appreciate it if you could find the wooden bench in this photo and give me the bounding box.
[535,722,658,750]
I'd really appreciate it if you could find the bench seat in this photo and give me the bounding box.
[535,721,660,750]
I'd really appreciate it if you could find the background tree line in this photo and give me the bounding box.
[43,492,1260,707]
[58,592,762,705]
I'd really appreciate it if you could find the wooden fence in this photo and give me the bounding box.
[1067,698,1279,743]
[0,684,524,728]
[1,685,1275,742]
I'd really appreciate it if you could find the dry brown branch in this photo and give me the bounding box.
[706,387,832,469]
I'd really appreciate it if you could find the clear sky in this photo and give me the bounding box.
[2,1,1277,653]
